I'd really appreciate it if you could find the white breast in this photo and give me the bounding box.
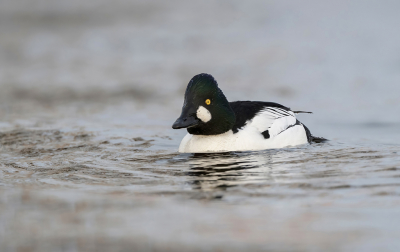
[178,125,308,153]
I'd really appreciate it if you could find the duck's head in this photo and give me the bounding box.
[172,73,236,135]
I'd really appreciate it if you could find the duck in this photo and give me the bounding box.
[172,73,326,153]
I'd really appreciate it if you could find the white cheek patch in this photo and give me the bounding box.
[196,106,212,123]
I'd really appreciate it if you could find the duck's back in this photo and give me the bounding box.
[229,101,292,133]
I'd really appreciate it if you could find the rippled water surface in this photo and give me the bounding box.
[1,0,400,251]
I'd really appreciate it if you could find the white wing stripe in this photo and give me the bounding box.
[268,116,297,137]
[245,107,297,136]
[267,108,288,117]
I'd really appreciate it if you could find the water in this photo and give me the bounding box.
[1,0,400,251]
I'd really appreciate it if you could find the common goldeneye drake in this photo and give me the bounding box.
[172,73,326,153]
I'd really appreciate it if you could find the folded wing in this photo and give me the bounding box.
[248,107,297,138]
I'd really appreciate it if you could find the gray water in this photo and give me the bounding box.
[1,0,400,251]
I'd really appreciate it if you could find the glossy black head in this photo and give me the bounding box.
[172,73,236,135]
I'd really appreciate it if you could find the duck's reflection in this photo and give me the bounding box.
[184,151,275,191]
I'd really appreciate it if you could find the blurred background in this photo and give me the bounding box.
[1,0,400,131]
[1,0,400,251]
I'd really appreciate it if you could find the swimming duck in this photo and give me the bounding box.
[172,73,325,153]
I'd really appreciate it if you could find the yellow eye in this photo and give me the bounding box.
[205,99,211,105]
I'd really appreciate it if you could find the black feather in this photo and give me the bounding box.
[261,130,270,139]
[293,111,313,114]
[229,101,291,133]
[302,124,328,143]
